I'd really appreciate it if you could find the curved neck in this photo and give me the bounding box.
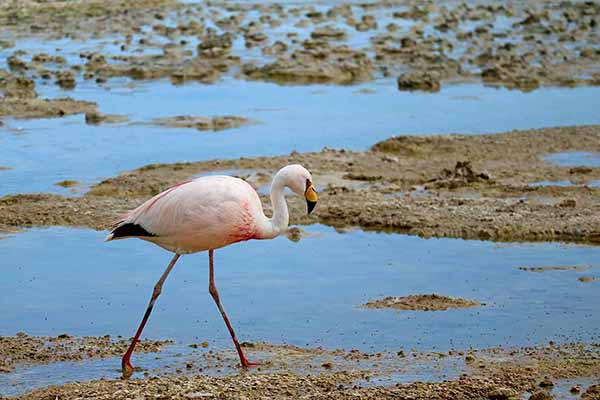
[258,174,289,239]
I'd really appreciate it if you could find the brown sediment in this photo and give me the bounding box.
[519,266,591,272]
[241,47,373,85]
[2,126,600,244]
[0,0,599,90]
[7,342,600,399]
[54,180,79,188]
[147,115,256,131]
[0,332,172,373]
[362,294,481,311]
[582,384,600,399]
[0,97,97,119]
[84,112,128,125]
[578,276,596,283]
[0,72,97,118]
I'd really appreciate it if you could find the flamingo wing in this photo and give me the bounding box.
[108,176,262,253]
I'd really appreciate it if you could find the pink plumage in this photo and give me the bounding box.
[107,176,265,253]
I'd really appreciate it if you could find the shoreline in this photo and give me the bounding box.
[2,125,600,244]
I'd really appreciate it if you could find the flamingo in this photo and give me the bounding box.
[105,164,318,378]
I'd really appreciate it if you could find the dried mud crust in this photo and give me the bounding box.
[2,126,600,244]
[362,294,481,311]
[1,0,599,91]
[0,332,172,373]
[7,342,600,400]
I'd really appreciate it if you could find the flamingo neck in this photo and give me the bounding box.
[259,174,289,239]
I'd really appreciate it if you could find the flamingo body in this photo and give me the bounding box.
[105,164,318,377]
[108,176,266,254]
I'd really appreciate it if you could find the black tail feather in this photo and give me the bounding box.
[110,223,156,239]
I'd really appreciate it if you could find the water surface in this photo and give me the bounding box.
[2,81,599,196]
[1,225,599,395]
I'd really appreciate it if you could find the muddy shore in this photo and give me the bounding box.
[2,337,600,400]
[0,333,172,374]
[1,125,600,244]
[0,0,598,117]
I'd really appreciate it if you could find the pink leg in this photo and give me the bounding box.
[121,253,181,378]
[208,249,257,368]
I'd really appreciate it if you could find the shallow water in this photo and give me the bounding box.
[2,80,600,196]
[1,225,599,372]
[544,151,600,167]
[529,180,600,188]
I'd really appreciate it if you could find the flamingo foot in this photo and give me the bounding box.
[241,360,259,368]
[121,359,135,379]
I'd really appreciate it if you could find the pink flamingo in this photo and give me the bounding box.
[106,164,318,378]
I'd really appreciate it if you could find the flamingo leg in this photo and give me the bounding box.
[208,249,257,368]
[121,253,181,378]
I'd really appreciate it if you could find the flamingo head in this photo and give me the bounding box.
[277,164,319,214]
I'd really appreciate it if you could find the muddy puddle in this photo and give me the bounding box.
[2,81,600,196]
[1,224,599,395]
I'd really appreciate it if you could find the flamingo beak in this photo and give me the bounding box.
[305,184,318,214]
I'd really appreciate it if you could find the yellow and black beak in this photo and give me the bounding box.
[305,180,318,215]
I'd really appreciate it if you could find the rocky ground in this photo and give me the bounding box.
[0,333,172,374]
[1,125,600,244]
[1,337,600,399]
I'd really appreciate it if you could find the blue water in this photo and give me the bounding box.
[2,80,600,195]
[1,224,599,393]
[1,225,598,352]
[544,151,600,167]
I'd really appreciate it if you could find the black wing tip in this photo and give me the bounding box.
[109,223,156,239]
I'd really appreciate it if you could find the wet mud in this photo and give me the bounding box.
[0,333,172,374]
[146,115,255,131]
[2,125,600,244]
[1,0,599,94]
[0,96,97,119]
[4,340,600,400]
[362,294,481,311]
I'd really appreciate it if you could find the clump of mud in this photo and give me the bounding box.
[397,71,440,92]
[54,180,79,188]
[148,115,255,131]
[85,112,128,125]
[519,266,590,272]
[0,332,172,373]
[578,276,596,283]
[427,161,492,189]
[362,294,481,311]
